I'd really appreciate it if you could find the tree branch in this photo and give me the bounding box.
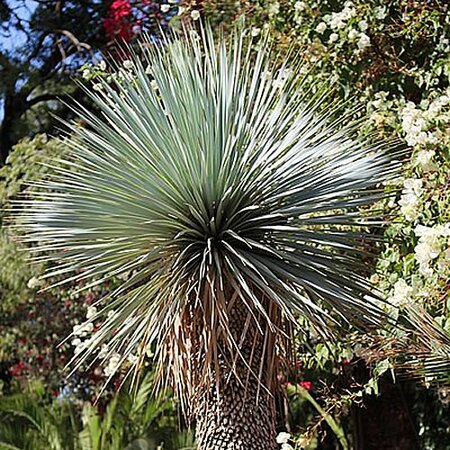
[25,93,70,108]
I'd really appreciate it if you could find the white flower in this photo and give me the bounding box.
[150,80,158,91]
[341,6,356,20]
[73,322,94,337]
[400,102,435,147]
[93,83,103,91]
[414,224,448,275]
[357,33,371,50]
[294,1,306,11]
[438,248,450,270]
[276,432,291,444]
[358,20,368,31]
[329,6,355,29]
[71,338,82,347]
[403,178,423,196]
[82,68,90,79]
[98,60,106,71]
[190,9,200,20]
[348,28,359,40]
[281,445,294,450]
[416,150,436,172]
[268,2,280,16]
[72,337,89,355]
[398,178,422,221]
[123,60,133,70]
[330,14,345,30]
[315,22,327,34]
[160,4,170,12]
[98,344,109,359]
[415,224,446,241]
[104,353,121,377]
[27,277,41,289]
[329,33,339,43]
[251,27,261,37]
[177,5,185,15]
[86,306,97,319]
[415,241,437,265]
[399,194,420,221]
[375,5,387,19]
[389,279,414,306]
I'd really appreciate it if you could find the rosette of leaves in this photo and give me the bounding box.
[17,26,400,449]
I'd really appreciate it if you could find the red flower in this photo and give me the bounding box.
[103,17,134,42]
[299,380,313,390]
[110,0,132,18]
[104,0,134,42]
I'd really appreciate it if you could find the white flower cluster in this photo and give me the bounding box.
[102,350,137,378]
[190,9,200,20]
[86,305,97,319]
[71,318,95,355]
[415,149,436,172]
[268,2,280,17]
[326,3,356,30]
[71,337,91,355]
[398,91,450,149]
[71,305,98,355]
[398,178,422,222]
[27,276,42,289]
[276,432,294,450]
[73,321,94,337]
[104,353,121,377]
[294,1,306,11]
[425,93,450,120]
[356,32,371,50]
[388,278,414,307]
[401,102,435,147]
[320,3,370,50]
[414,224,450,277]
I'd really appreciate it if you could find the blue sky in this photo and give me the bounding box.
[1,0,38,54]
[0,0,38,121]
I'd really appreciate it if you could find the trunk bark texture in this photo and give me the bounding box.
[352,375,420,450]
[193,296,277,450]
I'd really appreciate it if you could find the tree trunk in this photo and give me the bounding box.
[192,294,278,450]
[352,375,420,450]
[0,90,28,166]
[195,370,277,450]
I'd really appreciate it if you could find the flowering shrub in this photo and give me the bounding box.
[185,0,450,447]
[103,0,180,43]
[2,2,450,447]
[0,135,128,399]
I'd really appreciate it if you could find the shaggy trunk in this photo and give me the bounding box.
[193,295,278,450]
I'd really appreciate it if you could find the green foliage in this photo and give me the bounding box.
[0,374,193,450]
[0,135,60,311]
[0,135,119,397]
[0,135,61,363]
[0,134,62,211]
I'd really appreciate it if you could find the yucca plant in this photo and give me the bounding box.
[17,26,400,449]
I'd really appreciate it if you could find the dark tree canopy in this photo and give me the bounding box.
[0,0,108,165]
